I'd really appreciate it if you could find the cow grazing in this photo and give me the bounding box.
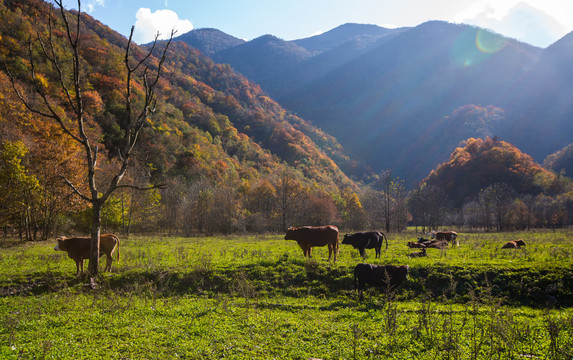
[342,231,388,258]
[432,231,459,246]
[284,225,339,261]
[54,233,120,275]
[353,263,409,301]
[502,239,526,249]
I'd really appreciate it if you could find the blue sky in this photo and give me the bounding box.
[58,0,573,48]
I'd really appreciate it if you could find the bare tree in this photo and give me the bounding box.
[376,170,408,233]
[409,184,448,232]
[5,0,173,279]
[276,170,302,231]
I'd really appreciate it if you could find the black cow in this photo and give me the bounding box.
[353,263,409,301]
[417,237,432,244]
[342,231,388,258]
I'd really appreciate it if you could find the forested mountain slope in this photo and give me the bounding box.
[181,20,573,187]
[0,0,361,236]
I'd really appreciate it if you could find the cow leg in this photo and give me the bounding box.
[76,259,83,276]
[104,254,112,272]
[327,244,333,261]
[307,246,312,258]
[359,248,366,259]
[375,247,381,258]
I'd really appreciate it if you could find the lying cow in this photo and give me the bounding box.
[432,231,459,247]
[284,225,339,261]
[426,240,449,249]
[407,241,427,249]
[501,239,526,249]
[409,248,427,258]
[417,237,432,244]
[54,233,120,275]
[342,231,388,258]
[353,263,409,301]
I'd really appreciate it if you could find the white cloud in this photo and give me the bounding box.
[133,8,193,44]
[84,0,105,13]
[453,1,568,47]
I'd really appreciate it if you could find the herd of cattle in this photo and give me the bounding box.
[53,226,526,300]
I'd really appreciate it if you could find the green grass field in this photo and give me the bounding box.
[1,230,572,359]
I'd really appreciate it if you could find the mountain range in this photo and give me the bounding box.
[175,22,573,186]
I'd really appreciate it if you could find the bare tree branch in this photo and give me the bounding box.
[60,175,90,202]
[116,183,167,191]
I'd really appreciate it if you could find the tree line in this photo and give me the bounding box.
[1,0,572,245]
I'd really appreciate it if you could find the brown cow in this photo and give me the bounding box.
[284,225,339,261]
[501,239,526,249]
[54,233,120,275]
[427,240,449,249]
[432,231,458,247]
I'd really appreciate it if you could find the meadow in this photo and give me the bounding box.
[1,230,572,359]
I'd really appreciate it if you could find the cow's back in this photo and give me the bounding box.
[62,237,91,259]
[291,226,338,246]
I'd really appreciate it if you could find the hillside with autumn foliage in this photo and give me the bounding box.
[544,143,573,178]
[422,137,558,207]
[1,0,572,239]
[0,0,363,238]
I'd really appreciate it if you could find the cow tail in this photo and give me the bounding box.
[335,234,340,259]
[116,235,120,262]
[382,232,388,250]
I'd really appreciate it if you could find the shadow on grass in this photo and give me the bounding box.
[2,261,573,308]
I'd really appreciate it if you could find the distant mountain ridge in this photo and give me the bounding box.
[174,28,245,56]
[173,21,573,186]
[292,23,401,54]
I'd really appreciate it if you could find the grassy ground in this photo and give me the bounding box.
[1,230,572,359]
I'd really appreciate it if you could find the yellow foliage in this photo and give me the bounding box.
[33,73,48,90]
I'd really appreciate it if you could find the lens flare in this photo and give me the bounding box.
[451,28,508,67]
[475,29,507,54]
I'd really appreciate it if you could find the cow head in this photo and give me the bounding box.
[515,239,526,247]
[54,237,66,251]
[342,234,351,244]
[284,227,295,240]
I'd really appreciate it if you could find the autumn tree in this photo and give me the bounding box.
[337,187,367,231]
[276,169,303,230]
[5,0,173,278]
[0,141,40,240]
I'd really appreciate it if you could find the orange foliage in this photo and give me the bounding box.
[424,137,556,207]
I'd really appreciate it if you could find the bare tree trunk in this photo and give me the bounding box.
[87,201,102,277]
[5,0,173,281]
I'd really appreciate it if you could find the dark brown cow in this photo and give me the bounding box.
[407,241,427,249]
[353,263,409,301]
[54,233,120,275]
[432,231,458,246]
[501,239,526,249]
[284,225,339,261]
[409,248,427,258]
